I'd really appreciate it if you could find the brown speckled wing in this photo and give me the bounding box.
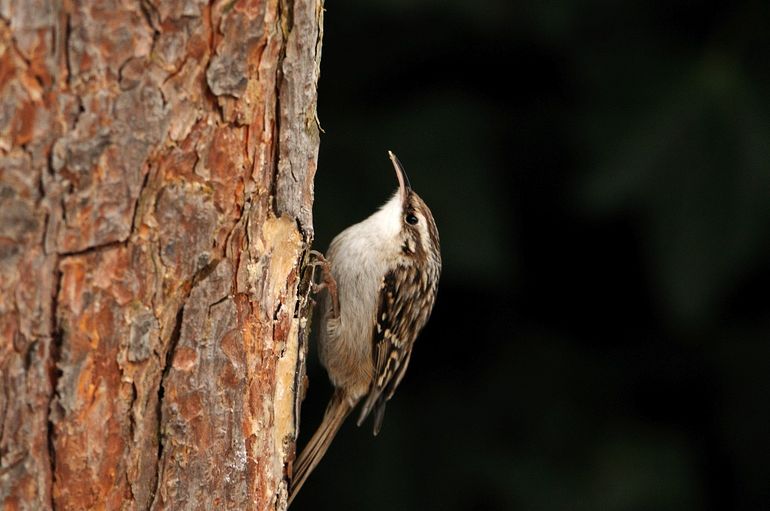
[357,263,438,435]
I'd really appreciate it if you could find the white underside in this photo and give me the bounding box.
[318,192,404,400]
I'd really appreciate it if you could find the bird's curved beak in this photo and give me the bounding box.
[388,151,412,203]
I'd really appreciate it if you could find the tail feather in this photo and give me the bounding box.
[289,391,352,506]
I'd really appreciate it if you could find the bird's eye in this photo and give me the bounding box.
[406,213,419,225]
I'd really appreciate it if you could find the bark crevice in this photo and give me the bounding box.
[46,266,63,511]
[152,300,185,505]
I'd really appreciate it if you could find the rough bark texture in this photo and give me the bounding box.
[0,0,322,509]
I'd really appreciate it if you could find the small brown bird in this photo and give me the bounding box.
[289,152,441,504]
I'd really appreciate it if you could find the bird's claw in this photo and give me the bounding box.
[307,250,340,318]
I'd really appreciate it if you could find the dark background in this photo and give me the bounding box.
[293,1,770,509]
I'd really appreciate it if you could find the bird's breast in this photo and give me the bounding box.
[318,226,395,397]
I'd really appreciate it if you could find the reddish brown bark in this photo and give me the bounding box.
[0,0,322,509]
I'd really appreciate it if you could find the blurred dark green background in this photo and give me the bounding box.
[294,1,770,509]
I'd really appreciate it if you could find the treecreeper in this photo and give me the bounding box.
[289,152,442,504]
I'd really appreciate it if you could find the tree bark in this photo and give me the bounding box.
[0,0,322,509]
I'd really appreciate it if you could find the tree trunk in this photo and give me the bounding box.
[0,0,322,509]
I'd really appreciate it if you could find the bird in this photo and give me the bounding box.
[288,151,441,505]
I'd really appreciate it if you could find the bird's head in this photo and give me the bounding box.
[386,151,440,264]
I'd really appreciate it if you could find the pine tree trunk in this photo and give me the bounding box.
[0,0,322,509]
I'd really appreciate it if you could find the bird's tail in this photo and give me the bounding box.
[289,390,352,506]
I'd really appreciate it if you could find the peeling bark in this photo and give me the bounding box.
[0,0,322,509]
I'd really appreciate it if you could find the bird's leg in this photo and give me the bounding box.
[308,250,340,318]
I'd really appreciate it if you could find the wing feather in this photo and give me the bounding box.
[357,265,435,433]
